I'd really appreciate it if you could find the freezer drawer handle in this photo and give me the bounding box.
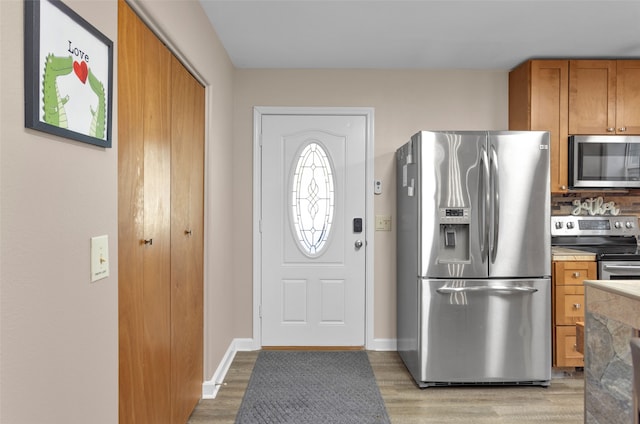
[436,286,538,294]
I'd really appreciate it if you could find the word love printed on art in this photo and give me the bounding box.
[68,40,90,63]
[571,197,620,216]
[68,40,89,83]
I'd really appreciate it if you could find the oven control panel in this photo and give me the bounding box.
[551,215,640,237]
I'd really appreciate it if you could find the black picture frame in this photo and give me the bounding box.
[24,0,113,148]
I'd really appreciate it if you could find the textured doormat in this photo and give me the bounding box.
[235,350,391,424]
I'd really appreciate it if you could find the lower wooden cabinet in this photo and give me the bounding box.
[555,324,584,367]
[552,260,597,367]
[554,284,585,326]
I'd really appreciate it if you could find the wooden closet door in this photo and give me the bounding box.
[141,12,172,424]
[170,56,204,422]
[118,2,145,421]
[119,2,172,423]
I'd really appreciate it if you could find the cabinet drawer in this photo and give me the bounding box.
[555,285,585,325]
[554,261,596,285]
[555,325,584,367]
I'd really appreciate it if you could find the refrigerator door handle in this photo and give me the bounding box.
[490,146,500,263]
[479,148,490,262]
[436,286,538,294]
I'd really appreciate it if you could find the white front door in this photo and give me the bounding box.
[260,113,368,347]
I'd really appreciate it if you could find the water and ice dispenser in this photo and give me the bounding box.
[438,207,470,262]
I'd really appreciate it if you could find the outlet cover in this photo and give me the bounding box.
[91,235,110,282]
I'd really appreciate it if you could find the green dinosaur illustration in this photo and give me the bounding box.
[87,68,106,140]
[42,54,73,128]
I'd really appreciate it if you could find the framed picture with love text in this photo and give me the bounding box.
[24,0,113,148]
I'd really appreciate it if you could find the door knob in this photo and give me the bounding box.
[354,240,363,249]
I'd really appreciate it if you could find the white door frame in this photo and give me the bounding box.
[252,106,375,350]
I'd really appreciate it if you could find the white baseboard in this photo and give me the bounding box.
[202,337,397,398]
[234,337,259,352]
[370,338,397,351]
[202,338,257,399]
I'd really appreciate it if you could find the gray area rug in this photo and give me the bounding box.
[235,350,391,424]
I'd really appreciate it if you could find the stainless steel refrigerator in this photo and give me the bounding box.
[396,130,551,387]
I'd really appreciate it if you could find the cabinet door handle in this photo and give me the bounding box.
[607,127,615,132]
[185,229,192,236]
[573,303,581,310]
[618,127,627,132]
[572,272,580,278]
[143,238,153,245]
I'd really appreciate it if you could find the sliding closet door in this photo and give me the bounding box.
[117,1,145,420]
[170,55,204,423]
[118,1,204,423]
[119,2,172,422]
[141,11,173,423]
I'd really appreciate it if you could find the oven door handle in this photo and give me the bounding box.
[602,264,640,272]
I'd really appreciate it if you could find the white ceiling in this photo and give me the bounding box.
[198,0,640,70]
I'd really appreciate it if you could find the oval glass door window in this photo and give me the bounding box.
[290,142,335,256]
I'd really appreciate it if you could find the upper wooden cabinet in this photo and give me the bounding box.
[615,61,640,134]
[509,60,569,193]
[509,59,640,194]
[569,60,640,135]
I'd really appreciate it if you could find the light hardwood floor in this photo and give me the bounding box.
[188,351,584,423]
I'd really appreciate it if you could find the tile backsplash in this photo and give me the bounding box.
[552,192,640,217]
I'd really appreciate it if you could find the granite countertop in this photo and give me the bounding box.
[584,279,640,301]
[551,246,596,261]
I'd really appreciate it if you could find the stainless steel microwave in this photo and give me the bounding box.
[569,135,640,188]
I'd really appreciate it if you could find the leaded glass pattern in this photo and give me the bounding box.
[291,142,335,256]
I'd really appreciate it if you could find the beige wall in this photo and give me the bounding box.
[1,0,118,422]
[0,0,234,422]
[2,0,510,419]
[232,69,509,340]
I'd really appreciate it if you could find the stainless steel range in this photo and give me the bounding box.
[551,215,640,279]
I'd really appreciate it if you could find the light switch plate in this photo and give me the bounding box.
[91,235,110,282]
[375,215,392,231]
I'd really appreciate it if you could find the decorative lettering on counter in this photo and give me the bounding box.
[571,197,620,216]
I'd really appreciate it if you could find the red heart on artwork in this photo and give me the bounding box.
[73,60,88,84]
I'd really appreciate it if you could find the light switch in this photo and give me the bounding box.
[91,235,110,282]
[375,215,392,231]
